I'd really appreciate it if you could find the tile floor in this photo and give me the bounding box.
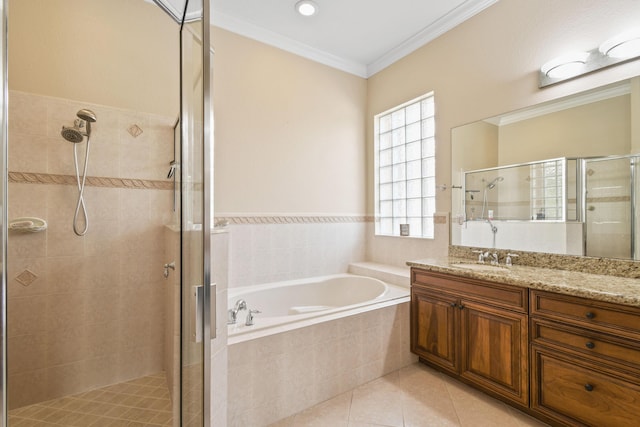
[269,362,550,427]
[7,372,173,427]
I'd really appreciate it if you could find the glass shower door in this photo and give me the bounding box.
[584,156,633,259]
[179,0,213,426]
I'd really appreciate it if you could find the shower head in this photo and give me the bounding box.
[486,176,504,189]
[77,109,97,123]
[61,125,85,143]
[60,109,98,142]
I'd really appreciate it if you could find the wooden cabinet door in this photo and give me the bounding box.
[460,300,529,406]
[411,287,459,373]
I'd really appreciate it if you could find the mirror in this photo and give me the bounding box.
[451,77,640,260]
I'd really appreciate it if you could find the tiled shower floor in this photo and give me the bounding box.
[8,372,173,427]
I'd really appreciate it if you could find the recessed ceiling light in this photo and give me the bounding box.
[295,0,318,17]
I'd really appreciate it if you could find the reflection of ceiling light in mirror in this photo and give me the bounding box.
[296,0,318,17]
[599,29,640,58]
[541,52,590,79]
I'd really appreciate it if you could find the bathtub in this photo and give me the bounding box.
[227,273,415,425]
[227,273,409,344]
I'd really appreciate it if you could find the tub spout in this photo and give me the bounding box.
[227,299,247,324]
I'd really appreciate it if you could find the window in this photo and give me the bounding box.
[530,159,563,220]
[374,93,436,238]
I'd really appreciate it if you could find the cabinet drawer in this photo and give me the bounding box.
[413,270,527,312]
[532,347,640,426]
[531,290,640,339]
[531,319,640,373]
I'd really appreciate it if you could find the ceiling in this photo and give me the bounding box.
[151,0,498,77]
[211,0,497,77]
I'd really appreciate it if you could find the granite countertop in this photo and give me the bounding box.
[407,257,640,308]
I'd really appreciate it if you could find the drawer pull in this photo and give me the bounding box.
[450,302,457,308]
[585,341,595,349]
[585,311,596,319]
[584,383,594,392]
[458,304,465,310]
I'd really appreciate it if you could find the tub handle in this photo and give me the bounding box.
[246,309,261,326]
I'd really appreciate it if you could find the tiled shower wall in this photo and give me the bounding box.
[221,218,368,288]
[7,90,175,409]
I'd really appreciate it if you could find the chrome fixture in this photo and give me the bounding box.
[485,176,504,189]
[163,261,175,278]
[489,252,499,265]
[227,299,247,325]
[245,309,261,326]
[505,253,519,266]
[539,28,640,87]
[167,160,177,179]
[60,109,97,236]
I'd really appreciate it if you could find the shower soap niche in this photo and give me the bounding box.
[9,217,47,233]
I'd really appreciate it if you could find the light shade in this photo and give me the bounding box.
[541,52,590,79]
[295,0,318,17]
[599,29,640,59]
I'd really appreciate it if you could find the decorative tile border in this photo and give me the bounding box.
[217,215,374,225]
[9,171,173,190]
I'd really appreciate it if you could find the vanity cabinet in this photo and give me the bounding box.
[411,269,529,406]
[530,290,640,426]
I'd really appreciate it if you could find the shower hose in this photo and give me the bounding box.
[72,136,91,236]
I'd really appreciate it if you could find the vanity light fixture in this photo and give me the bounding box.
[540,52,590,79]
[539,28,640,88]
[599,29,640,59]
[295,0,318,17]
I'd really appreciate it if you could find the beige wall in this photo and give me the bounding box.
[366,0,640,262]
[498,95,631,165]
[8,0,179,118]
[212,27,368,215]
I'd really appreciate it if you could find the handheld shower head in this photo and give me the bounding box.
[60,109,98,142]
[486,176,504,189]
[77,109,97,123]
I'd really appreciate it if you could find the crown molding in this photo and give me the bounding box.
[485,80,631,126]
[212,1,497,79]
[366,0,498,76]
[212,11,368,78]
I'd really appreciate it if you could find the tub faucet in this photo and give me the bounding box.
[245,309,261,326]
[227,299,247,325]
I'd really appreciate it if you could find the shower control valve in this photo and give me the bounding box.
[163,261,176,278]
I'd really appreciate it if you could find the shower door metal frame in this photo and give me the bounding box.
[0,0,7,425]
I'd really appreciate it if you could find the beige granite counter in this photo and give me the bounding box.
[407,257,640,308]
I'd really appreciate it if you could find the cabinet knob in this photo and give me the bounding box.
[584,383,594,392]
[585,311,596,319]
[458,304,465,310]
[450,302,457,308]
[585,341,595,349]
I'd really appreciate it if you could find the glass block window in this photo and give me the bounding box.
[374,93,436,238]
[530,159,563,220]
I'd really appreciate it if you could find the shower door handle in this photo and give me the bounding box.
[192,283,216,343]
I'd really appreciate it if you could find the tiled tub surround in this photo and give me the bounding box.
[222,216,368,288]
[7,90,175,409]
[228,300,416,426]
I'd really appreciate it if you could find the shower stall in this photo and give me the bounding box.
[0,0,214,426]
[584,154,639,260]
